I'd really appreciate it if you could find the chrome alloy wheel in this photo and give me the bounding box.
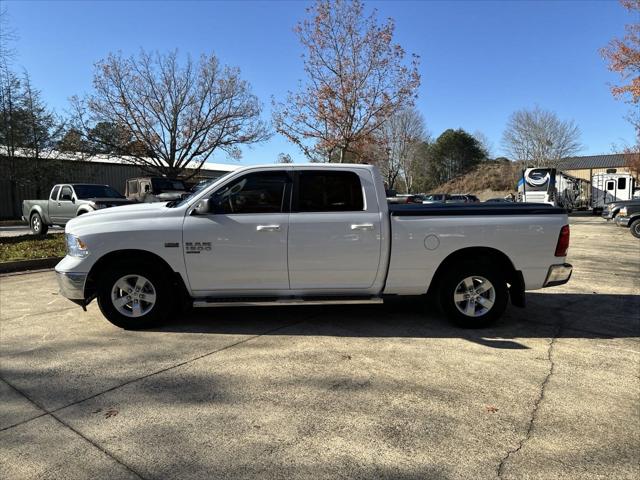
[453,276,496,317]
[110,274,157,318]
[32,215,41,232]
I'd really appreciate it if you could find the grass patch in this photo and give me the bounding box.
[0,234,66,262]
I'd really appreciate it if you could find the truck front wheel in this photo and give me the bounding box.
[438,262,508,328]
[630,219,640,239]
[30,213,48,236]
[97,262,171,329]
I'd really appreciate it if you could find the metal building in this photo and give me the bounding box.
[558,153,639,183]
[0,151,238,219]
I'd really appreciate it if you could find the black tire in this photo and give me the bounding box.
[97,261,172,329]
[30,212,48,236]
[630,219,640,239]
[437,261,509,328]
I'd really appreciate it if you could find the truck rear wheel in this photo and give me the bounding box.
[30,213,48,236]
[438,262,508,328]
[97,262,171,329]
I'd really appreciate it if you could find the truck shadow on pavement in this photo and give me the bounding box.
[152,292,640,350]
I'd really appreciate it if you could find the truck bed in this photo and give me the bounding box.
[385,202,568,295]
[388,203,566,216]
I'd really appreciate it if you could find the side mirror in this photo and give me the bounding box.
[193,199,211,215]
[71,197,76,204]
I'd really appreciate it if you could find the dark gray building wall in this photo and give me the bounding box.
[0,155,229,219]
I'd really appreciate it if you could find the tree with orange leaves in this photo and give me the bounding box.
[601,0,640,152]
[273,0,420,163]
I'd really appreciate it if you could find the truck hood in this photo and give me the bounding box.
[85,198,134,206]
[66,201,172,233]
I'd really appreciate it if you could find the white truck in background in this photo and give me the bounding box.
[55,164,572,330]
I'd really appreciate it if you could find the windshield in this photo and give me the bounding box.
[73,185,124,199]
[191,179,216,193]
[151,178,187,192]
[166,171,237,208]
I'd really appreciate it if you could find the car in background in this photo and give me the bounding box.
[125,177,189,202]
[602,199,640,221]
[448,194,480,204]
[615,203,640,238]
[485,197,514,203]
[387,193,424,204]
[22,184,131,236]
[422,193,449,204]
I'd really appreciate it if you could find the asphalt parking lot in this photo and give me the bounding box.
[1,215,638,480]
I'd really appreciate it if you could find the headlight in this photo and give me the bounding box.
[620,207,628,216]
[66,234,89,257]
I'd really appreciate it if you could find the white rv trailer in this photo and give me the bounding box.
[591,172,638,212]
[517,168,590,211]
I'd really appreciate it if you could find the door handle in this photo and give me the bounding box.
[350,223,374,231]
[256,224,281,232]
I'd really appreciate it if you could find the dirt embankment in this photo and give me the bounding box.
[435,161,521,200]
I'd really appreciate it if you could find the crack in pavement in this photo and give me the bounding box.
[0,316,310,434]
[0,314,320,479]
[1,378,149,480]
[496,316,564,478]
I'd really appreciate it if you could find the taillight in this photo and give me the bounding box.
[555,225,570,257]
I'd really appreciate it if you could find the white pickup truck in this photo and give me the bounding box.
[55,164,572,329]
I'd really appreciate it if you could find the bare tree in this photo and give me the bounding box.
[272,0,420,163]
[472,130,493,159]
[21,71,62,159]
[501,106,582,166]
[74,50,269,178]
[0,5,17,66]
[276,152,293,164]
[376,108,427,192]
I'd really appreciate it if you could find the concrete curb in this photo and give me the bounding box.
[0,257,62,274]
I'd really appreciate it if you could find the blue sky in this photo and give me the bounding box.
[4,0,637,165]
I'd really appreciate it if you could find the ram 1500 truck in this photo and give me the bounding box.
[55,164,572,329]
[22,184,132,235]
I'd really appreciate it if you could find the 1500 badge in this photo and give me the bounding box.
[185,242,212,254]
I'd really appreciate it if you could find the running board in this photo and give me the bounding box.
[193,296,384,308]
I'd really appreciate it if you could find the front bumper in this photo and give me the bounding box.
[615,215,630,227]
[56,271,87,300]
[543,263,573,288]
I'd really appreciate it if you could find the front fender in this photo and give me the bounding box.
[75,205,96,216]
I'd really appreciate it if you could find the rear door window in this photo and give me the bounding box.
[128,180,138,194]
[618,178,627,190]
[295,171,364,212]
[50,186,60,200]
